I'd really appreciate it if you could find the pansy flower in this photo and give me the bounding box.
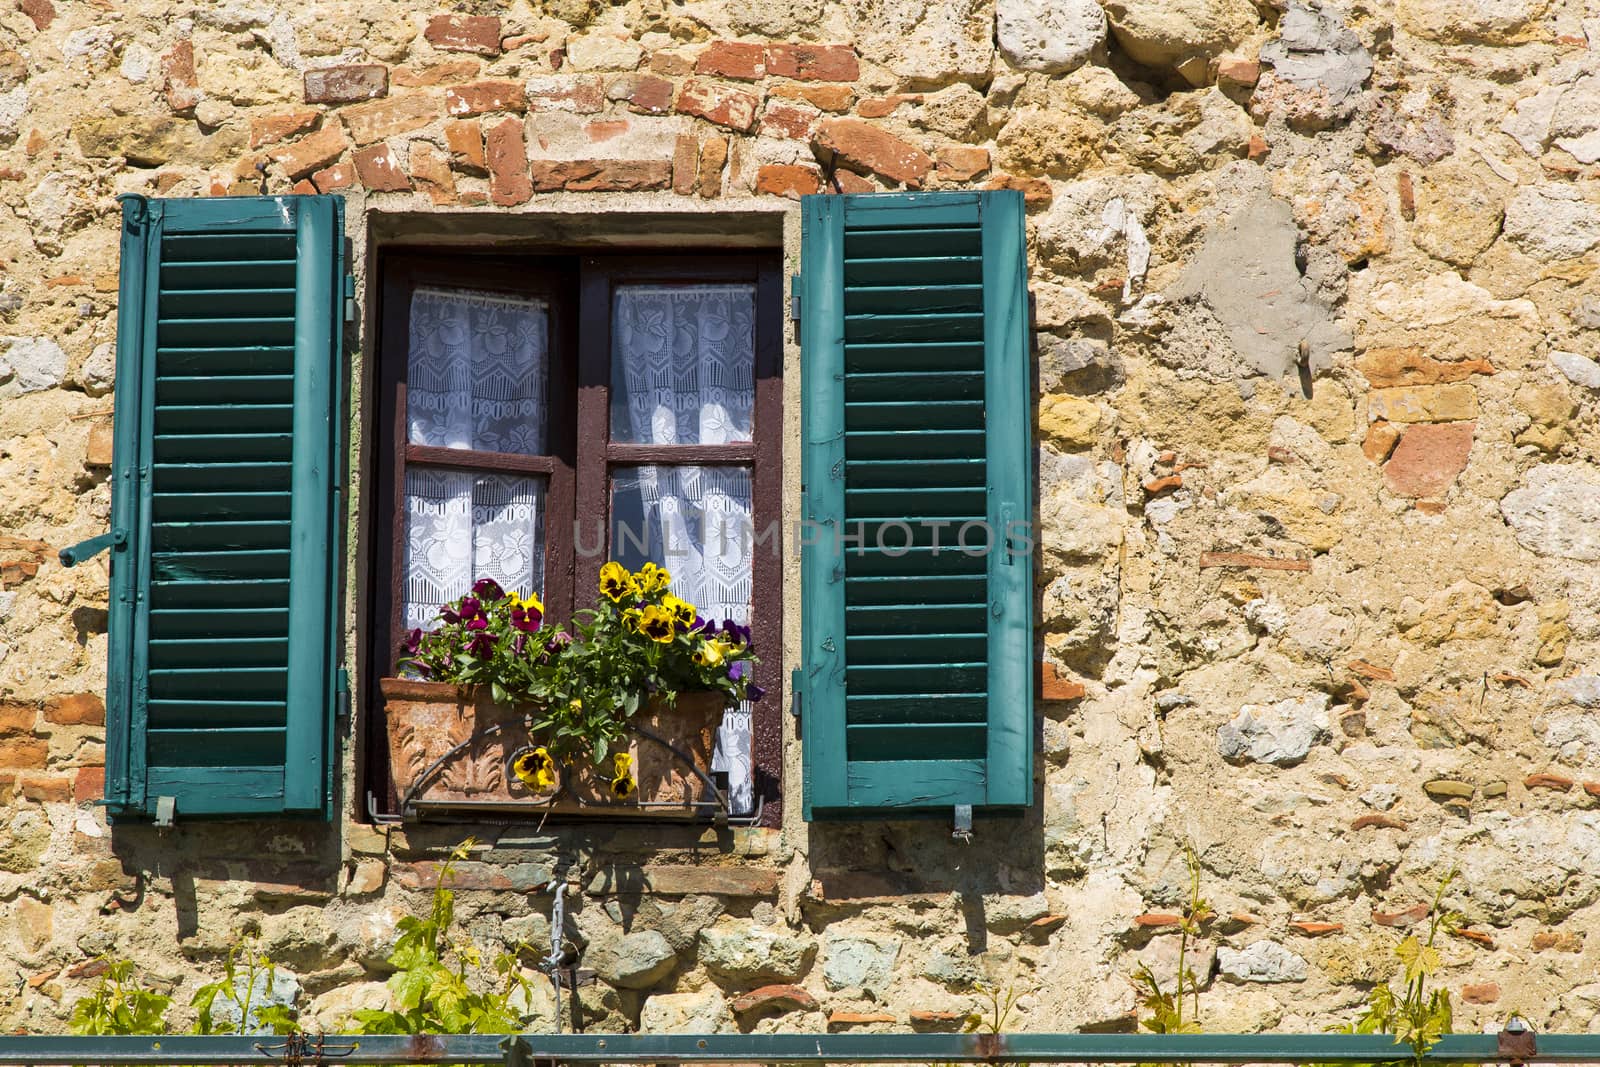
[401,628,423,656]
[662,593,697,629]
[458,595,482,620]
[693,638,732,668]
[599,561,638,602]
[472,577,505,601]
[636,605,676,643]
[635,562,671,592]
[512,747,556,791]
[610,752,637,798]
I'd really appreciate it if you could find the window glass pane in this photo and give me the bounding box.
[407,287,549,454]
[610,284,755,445]
[611,465,755,813]
[403,471,545,632]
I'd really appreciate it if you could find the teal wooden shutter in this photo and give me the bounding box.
[799,191,1033,819]
[65,195,346,819]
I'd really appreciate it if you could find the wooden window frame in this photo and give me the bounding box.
[365,249,783,825]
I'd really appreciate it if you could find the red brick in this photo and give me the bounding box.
[1453,928,1496,948]
[772,82,853,112]
[162,39,200,112]
[608,74,675,115]
[352,143,411,191]
[676,80,759,132]
[485,117,532,205]
[828,1012,895,1027]
[19,0,54,30]
[1525,772,1574,792]
[857,94,918,119]
[1350,813,1407,831]
[1398,170,1415,220]
[1039,662,1086,702]
[410,142,456,204]
[303,64,389,104]
[0,536,52,560]
[525,75,604,114]
[1248,132,1269,159]
[0,736,48,770]
[835,169,877,193]
[66,957,110,979]
[74,765,105,804]
[936,146,990,181]
[1358,347,1495,388]
[984,171,1052,208]
[529,159,673,192]
[250,109,320,149]
[1143,474,1183,494]
[1383,421,1474,499]
[20,775,72,803]
[44,693,104,726]
[909,1010,965,1025]
[341,93,437,145]
[0,560,39,586]
[1461,982,1500,1004]
[767,43,859,81]
[269,124,350,180]
[291,178,317,194]
[697,136,728,197]
[813,118,932,187]
[696,41,765,80]
[393,59,482,87]
[444,119,487,172]
[672,133,699,195]
[730,984,818,1015]
[1373,903,1430,927]
[1289,921,1343,936]
[313,161,355,192]
[1216,56,1260,86]
[1134,912,1183,927]
[0,701,36,734]
[755,163,821,199]
[760,102,817,140]
[425,14,502,56]
[446,79,526,116]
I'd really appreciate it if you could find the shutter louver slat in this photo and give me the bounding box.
[87,194,345,819]
[802,190,1033,819]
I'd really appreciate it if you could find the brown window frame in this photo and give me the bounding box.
[365,249,783,826]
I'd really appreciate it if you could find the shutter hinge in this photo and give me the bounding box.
[952,804,973,843]
[790,275,801,344]
[336,667,350,720]
[344,274,357,324]
[154,795,176,831]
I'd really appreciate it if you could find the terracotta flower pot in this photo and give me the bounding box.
[380,679,725,814]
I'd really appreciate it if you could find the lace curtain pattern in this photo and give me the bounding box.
[611,285,755,444]
[408,287,549,454]
[612,282,759,813]
[403,286,551,631]
[403,471,545,631]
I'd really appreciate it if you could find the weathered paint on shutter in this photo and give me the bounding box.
[800,190,1033,819]
[100,195,344,818]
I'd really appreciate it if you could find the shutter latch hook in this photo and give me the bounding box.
[952,804,973,843]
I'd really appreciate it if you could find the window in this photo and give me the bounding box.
[367,252,783,820]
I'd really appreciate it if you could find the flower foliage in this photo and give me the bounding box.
[401,567,760,766]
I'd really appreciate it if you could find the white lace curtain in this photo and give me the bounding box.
[611,285,757,813]
[403,287,550,630]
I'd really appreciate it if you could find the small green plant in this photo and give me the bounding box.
[1334,870,1460,1066]
[190,936,299,1035]
[932,981,1023,1067]
[348,839,537,1035]
[68,959,172,1036]
[1134,844,1214,1035]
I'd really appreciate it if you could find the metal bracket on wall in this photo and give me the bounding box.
[153,795,176,830]
[952,803,973,843]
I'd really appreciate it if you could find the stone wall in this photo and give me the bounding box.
[4,0,1600,1040]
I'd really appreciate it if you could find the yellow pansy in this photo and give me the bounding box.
[610,752,637,798]
[636,562,671,592]
[599,561,638,602]
[511,590,545,614]
[511,747,556,791]
[661,593,697,628]
[692,638,731,668]
[636,605,676,643]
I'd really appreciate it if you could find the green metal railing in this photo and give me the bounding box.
[0,1030,1566,1065]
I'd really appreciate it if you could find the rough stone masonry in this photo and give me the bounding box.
[3,0,1600,1040]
